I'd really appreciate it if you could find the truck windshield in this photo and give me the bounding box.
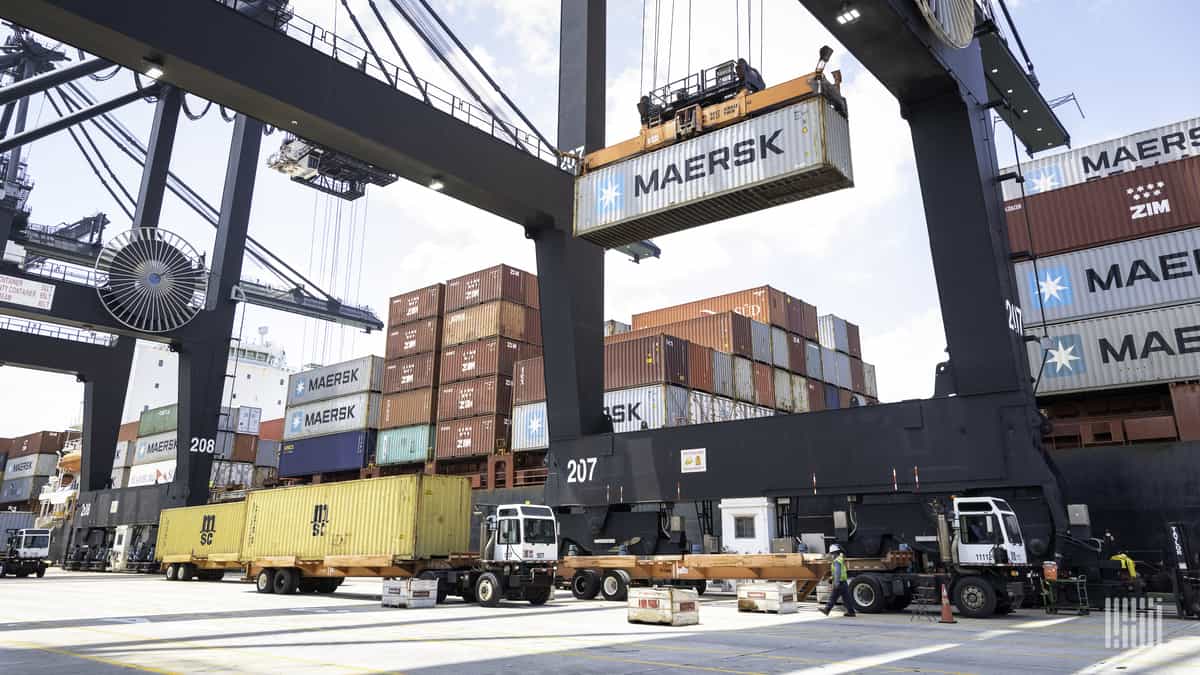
[1002,514,1023,545]
[23,535,49,548]
[523,518,555,545]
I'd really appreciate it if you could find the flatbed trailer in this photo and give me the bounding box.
[559,553,831,602]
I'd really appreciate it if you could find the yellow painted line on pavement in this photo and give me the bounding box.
[0,639,181,675]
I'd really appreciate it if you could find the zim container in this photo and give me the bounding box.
[287,356,385,408]
[156,501,247,563]
[386,318,442,359]
[511,402,550,451]
[435,415,511,459]
[442,300,541,347]
[441,337,540,384]
[513,355,546,405]
[376,425,434,465]
[383,353,439,394]
[436,376,514,421]
[604,334,689,390]
[575,96,853,248]
[444,264,537,311]
[284,392,382,441]
[239,474,471,561]
[632,286,792,330]
[278,430,376,477]
[388,283,445,326]
[380,389,437,429]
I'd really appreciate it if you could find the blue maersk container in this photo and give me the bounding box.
[278,430,375,477]
[376,426,434,465]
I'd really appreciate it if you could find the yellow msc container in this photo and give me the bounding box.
[156,501,248,565]
[240,474,470,563]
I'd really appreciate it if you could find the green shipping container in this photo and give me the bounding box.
[376,425,433,465]
[139,404,178,437]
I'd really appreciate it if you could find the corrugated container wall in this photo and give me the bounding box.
[1171,383,1200,441]
[3,453,58,480]
[711,351,734,398]
[632,286,791,330]
[156,501,247,562]
[284,392,382,441]
[687,343,714,394]
[850,358,865,394]
[818,315,850,353]
[442,301,541,347]
[773,369,795,412]
[386,318,442,359]
[117,422,139,443]
[139,405,178,437]
[787,333,806,374]
[441,338,539,384]
[999,116,1200,201]
[807,380,825,412]
[820,347,838,387]
[9,431,65,458]
[604,319,632,336]
[610,312,753,358]
[511,402,549,451]
[376,425,434,465]
[791,374,810,413]
[603,385,690,432]
[388,283,445,326]
[210,461,254,488]
[435,416,510,459]
[846,322,862,358]
[732,356,754,402]
[127,460,175,487]
[824,383,840,410]
[278,430,375,477]
[380,389,436,429]
[444,264,536,312]
[0,512,34,534]
[437,376,513,421]
[835,353,852,390]
[864,363,878,399]
[1,477,49,503]
[1015,226,1200,326]
[383,353,438,394]
[240,475,471,561]
[255,440,280,468]
[286,356,384,407]
[113,441,132,468]
[769,327,788,368]
[750,321,772,363]
[604,334,689,390]
[133,433,176,466]
[1026,303,1200,395]
[787,299,820,340]
[1007,153,1200,258]
[574,97,853,248]
[688,391,717,425]
[805,341,822,380]
[752,363,776,408]
[513,356,546,404]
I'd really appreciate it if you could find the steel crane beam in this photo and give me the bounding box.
[0,57,110,107]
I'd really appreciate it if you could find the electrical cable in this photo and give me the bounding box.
[180,94,213,121]
[219,105,236,122]
[88,63,121,82]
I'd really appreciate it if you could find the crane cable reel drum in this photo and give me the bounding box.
[913,0,978,49]
[95,227,209,333]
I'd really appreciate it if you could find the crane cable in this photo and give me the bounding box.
[665,0,675,86]
[42,88,134,220]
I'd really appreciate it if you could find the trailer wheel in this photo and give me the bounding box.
[526,585,553,606]
[693,580,707,596]
[316,578,339,594]
[475,572,502,607]
[418,571,449,604]
[273,568,299,595]
[165,564,178,581]
[954,576,997,618]
[571,571,601,600]
[36,564,45,578]
[179,564,196,581]
[848,576,886,613]
[600,570,630,602]
[256,568,277,593]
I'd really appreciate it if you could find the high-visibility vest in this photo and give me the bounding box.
[833,554,848,582]
[1111,553,1137,579]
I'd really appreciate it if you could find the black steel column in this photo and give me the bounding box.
[79,337,136,492]
[4,60,34,185]
[132,85,182,228]
[535,0,606,443]
[172,115,262,507]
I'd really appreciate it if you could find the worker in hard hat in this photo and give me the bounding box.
[820,543,856,617]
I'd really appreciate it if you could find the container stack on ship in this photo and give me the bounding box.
[280,357,384,483]
[375,283,445,476]
[1,431,65,510]
[211,406,263,493]
[435,265,542,487]
[1001,116,1200,554]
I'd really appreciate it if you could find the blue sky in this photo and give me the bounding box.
[2,0,1198,435]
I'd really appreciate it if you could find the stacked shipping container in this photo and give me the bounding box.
[378,283,445,467]
[0,431,64,507]
[281,356,384,478]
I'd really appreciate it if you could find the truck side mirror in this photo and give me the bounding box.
[485,515,497,532]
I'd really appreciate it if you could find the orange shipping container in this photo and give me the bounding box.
[117,421,140,442]
[9,431,65,458]
[440,337,541,384]
[632,286,792,330]
[687,343,714,394]
[846,322,862,358]
[435,415,510,459]
[445,264,538,311]
[604,334,689,390]
[442,301,541,347]
[607,312,753,358]
[437,376,514,421]
[380,389,437,429]
[806,379,825,412]
[513,356,546,405]
[753,362,775,409]
[232,434,259,463]
[388,283,445,326]
[385,317,441,359]
[383,353,439,394]
[259,418,284,442]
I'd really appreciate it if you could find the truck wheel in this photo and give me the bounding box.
[954,576,997,619]
[886,593,912,611]
[273,568,299,595]
[418,571,449,604]
[693,580,708,595]
[180,564,196,581]
[36,564,45,578]
[256,568,277,594]
[600,570,630,602]
[848,576,886,613]
[526,585,553,606]
[298,579,318,593]
[571,571,601,600]
[165,564,178,581]
[316,578,339,594]
[475,572,502,607]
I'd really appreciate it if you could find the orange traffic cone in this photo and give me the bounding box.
[939,583,956,624]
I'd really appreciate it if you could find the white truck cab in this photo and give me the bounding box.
[953,497,1028,566]
[488,504,558,563]
[1,528,51,578]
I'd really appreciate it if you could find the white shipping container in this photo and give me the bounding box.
[1016,226,1200,326]
[713,396,736,422]
[791,373,810,413]
[3,453,58,480]
[113,440,133,468]
[133,431,177,466]
[818,315,849,352]
[732,356,754,402]
[835,352,852,390]
[210,460,254,488]
[512,402,550,451]
[603,385,689,433]
[688,390,717,425]
[127,459,175,487]
[863,363,877,399]
[236,406,262,435]
[286,356,385,407]
[284,392,382,441]
[575,97,853,248]
[770,326,789,368]
[110,466,129,489]
[751,320,772,364]
[1000,116,1200,201]
[1028,303,1200,394]
[773,368,795,412]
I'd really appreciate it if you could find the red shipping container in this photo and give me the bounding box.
[846,322,862,358]
[1171,383,1200,442]
[524,273,541,310]
[380,389,437,429]
[442,300,541,346]
[117,421,140,442]
[687,343,714,394]
[786,298,819,340]
[607,312,753,358]
[786,333,806,374]
[604,334,689,390]
[752,362,775,409]
[838,388,853,409]
[231,434,259,463]
[9,431,65,458]
[383,353,439,394]
[388,283,444,326]
[435,415,511,459]
[441,337,541,384]
[259,418,284,442]
[445,264,536,311]
[850,357,865,394]
[385,318,441,359]
[632,286,791,330]
[806,379,825,412]
[1007,154,1200,258]
[513,356,546,405]
[437,376,514,421]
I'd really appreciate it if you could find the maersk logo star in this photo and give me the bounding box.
[1043,334,1087,377]
[596,177,622,219]
[295,380,306,396]
[1027,165,1064,194]
[528,414,543,434]
[290,412,304,431]
[1029,267,1072,310]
